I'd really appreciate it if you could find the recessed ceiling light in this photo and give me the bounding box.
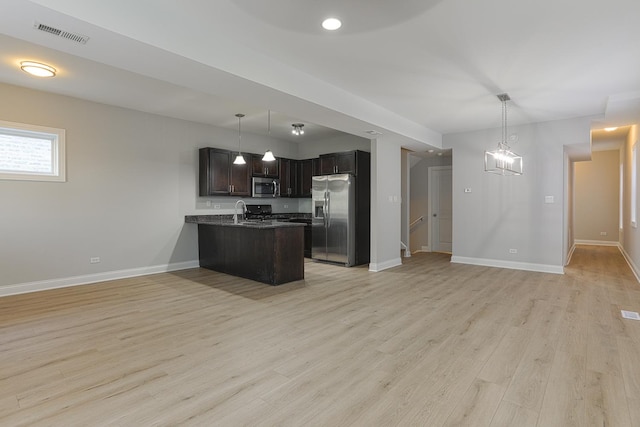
[604,127,618,132]
[20,61,56,77]
[322,18,342,31]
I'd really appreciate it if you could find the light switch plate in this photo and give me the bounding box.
[544,196,554,204]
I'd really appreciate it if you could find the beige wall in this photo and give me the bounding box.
[574,150,620,242]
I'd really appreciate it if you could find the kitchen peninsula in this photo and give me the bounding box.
[185,215,304,285]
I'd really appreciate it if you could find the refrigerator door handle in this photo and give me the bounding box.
[327,191,331,227]
[323,191,327,227]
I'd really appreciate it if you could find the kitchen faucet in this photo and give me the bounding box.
[234,200,246,224]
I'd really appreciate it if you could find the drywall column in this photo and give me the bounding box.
[370,137,403,271]
[401,148,410,256]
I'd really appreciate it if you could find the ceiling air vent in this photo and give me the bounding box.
[33,22,90,44]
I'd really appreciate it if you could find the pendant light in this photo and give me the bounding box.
[484,93,523,176]
[233,113,246,165]
[291,123,305,135]
[262,110,276,162]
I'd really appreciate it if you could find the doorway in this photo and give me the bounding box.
[428,166,452,253]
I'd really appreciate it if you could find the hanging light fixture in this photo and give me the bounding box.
[484,93,523,176]
[262,110,276,162]
[233,113,246,165]
[291,123,305,136]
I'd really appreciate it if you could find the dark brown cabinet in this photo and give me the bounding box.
[252,155,279,177]
[229,158,250,196]
[199,147,250,196]
[279,158,296,197]
[319,151,356,175]
[297,159,314,197]
[197,223,304,285]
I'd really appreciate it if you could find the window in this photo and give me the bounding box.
[0,120,65,182]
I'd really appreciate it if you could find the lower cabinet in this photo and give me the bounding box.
[197,223,304,285]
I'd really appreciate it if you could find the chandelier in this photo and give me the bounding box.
[484,94,523,176]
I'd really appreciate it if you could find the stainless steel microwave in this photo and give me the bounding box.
[252,177,280,198]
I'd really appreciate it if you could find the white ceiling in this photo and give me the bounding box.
[1,0,639,151]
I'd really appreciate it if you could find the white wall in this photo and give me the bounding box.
[0,83,298,293]
[444,116,593,273]
[370,138,402,271]
[401,149,409,252]
[621,125,640,278]
[574,150,620,243]
[297,133,370,159]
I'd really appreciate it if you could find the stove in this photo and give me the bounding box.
[245,204,274,220]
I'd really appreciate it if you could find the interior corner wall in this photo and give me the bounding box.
[621,124,640,278]
[370,138,402,271]
[443,116,593,273]
[564,151,575,264]
[0,83,298,293]
[574,150,620,243]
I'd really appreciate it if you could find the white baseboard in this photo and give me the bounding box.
[574,239,619,247]
[450,256,564,275]
[565,243,577,266]
[0,260,200,298]
[369,257,403,272]
[618,245,640,283]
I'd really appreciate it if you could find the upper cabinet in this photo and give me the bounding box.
[297,159,314,197]
[199,148,250,196]
[251,155,279,178]
[279,158,295,197]
[199,147,368,198]
[319,150,369,176]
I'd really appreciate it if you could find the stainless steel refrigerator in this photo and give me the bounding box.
[312,174,356,266]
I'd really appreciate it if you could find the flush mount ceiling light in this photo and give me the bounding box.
[322,17,342,31]
[20,61,56,77]
[484,93,523,176]
[262,110,276,162]
[291,123,305,136]
[233,113,246,165]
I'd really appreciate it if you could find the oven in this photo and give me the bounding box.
[252,177,279,198]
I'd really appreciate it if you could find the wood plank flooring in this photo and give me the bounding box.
[1,245,639,426]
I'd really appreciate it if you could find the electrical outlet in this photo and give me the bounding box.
[600,231,607,236]
[464,188,472,193]
[206,200,211,207]
[284,204,288,208]
[90,257,100,264]
[509,249,518,254]
[214,204,221,209]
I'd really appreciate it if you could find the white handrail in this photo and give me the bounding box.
[410,216,424,228]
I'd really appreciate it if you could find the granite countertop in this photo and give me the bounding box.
[185,215,305,229]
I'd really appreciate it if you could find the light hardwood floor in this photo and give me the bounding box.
[1,245,640,426]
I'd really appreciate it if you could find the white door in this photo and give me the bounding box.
[429,166,452,253]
